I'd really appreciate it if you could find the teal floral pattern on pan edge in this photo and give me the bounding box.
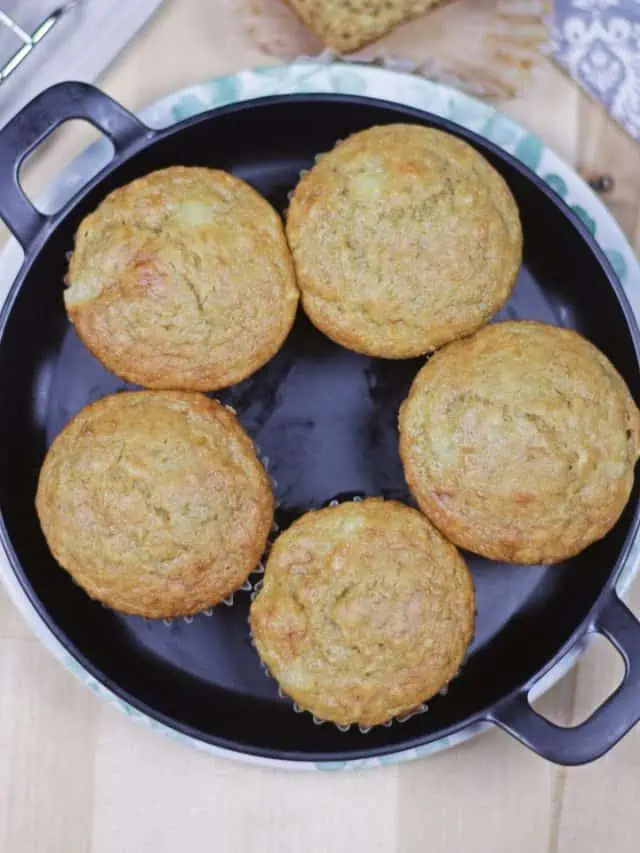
[1,61,639,772]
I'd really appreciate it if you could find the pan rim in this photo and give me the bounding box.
[1,63,639,769]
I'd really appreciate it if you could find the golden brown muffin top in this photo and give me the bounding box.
[65,166,299,390]
[286,0,443,52]
[286,124,522,358]
[399,321,640,564]
[36,391,273,618]
[250,499,474,726]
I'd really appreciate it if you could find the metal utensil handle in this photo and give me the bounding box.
[490,594,640,765]
[0,6,65,85]
[0,80,149,249]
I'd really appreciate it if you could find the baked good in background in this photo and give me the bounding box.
[284,0,443,52]
[250,498,474,726]
[399,321,640,564]
[65,166,299,390]
[286,124,521,358]
[35,391,273,618]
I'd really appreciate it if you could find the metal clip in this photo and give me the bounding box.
[0,2,83,85]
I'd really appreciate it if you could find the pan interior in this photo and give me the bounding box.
[0,97,638,761]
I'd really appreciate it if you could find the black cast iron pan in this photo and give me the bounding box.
[1,82,640,767]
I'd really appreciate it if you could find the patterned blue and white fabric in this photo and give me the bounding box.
[552,0,640,140]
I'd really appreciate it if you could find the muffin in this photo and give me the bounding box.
[250,499,474,727]
[65,166,299,390]
[285,0,443,52]
[286,124,522,358]
[399,321,640,564]
[35,391,273,618]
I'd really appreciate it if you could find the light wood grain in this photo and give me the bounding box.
[2,641,98,853]
[1,1,640,851]
[91,706,399,853]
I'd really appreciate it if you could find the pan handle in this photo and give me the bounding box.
[490,594,640,765]
[0,81,150,250]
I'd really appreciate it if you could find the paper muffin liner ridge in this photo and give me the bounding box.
[247,493,468,735]
[154,442,277,626]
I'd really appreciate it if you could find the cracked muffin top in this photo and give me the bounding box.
[286,124,522,358]
[35,391,273,618]
[250,499,474,727]
[65,166,299,390]
[399,321,640,565]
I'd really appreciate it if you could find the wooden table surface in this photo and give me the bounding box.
[2,2,640,851]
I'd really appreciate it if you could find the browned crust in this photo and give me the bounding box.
[399,321,640,564]
[284,0,444,52]
[286,124,522,358]
[35,391,274,618]
[65,167,299,391]
[250,499,475,726]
